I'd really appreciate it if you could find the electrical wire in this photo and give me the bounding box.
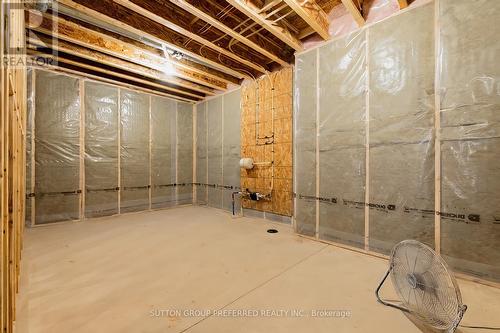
[460,324,500,330]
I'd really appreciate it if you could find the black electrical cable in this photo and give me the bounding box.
[460,324,500,330]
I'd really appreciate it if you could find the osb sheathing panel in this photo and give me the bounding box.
[240,67,293,216]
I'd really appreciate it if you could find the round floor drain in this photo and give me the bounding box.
[267,229,278,234]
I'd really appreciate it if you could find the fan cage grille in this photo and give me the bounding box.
[389,240,464,330]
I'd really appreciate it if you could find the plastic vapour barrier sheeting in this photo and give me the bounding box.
[207,97,223,209]
[439,0,500,281]
[222,89,242,212]
[294,1,500,282]
[196,102,208,205]
[84,81,119,217]
[318,30,366,248]
[177,102,193,205]
[34,70,81,224]
[120,89,150,213]
[294,51,317,237]
[368,4,435,254]
[151,96,176,208]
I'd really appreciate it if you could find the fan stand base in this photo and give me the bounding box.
[375,264,410,313]
[451,305,467,333]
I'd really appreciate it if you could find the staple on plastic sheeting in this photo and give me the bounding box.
[368,4,435,254]
[196,101,208,205]
[120,89,150,213]
[222,89,242,212]
[84,81,119,218]
[439,0,500,281]
[207,97,223,209]
[34,70,81,224]
[318,30,367,249]
[151,96,177,208]
[177,102,193,205]
[294,51,317,237]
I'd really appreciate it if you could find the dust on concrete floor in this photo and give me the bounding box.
[15,206,500,333]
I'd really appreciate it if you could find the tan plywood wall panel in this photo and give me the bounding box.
[240,67,293,216]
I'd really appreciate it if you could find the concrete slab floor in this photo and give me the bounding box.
[15,206,500,333]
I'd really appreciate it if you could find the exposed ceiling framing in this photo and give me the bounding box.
[341,0,365,26]
[25,0,402,102]
[398,0,409,9]
[283,0,330,39]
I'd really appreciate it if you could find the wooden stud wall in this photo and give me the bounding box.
[28,69,194,226]
[1,1,27,332]
[240,67,293,216]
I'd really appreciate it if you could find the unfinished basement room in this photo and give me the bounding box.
[1,0,499,332]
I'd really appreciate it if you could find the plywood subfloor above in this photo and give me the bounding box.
[16,207,500,333]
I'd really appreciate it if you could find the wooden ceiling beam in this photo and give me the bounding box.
[169,0,290,66]
[341,0,365,26]
[29,60,197,103]
[259,0,283,13]
[282,0,330,39]
[226,0,303,51]
[56,0,255,79]
[27,35,213,97]
[174,57,239,86]
[183,0,288,56]
[113,0,267,74]
[53,5,241,85]
[298,26,314,39]
[28,49,202,101]
[26,11,228,91]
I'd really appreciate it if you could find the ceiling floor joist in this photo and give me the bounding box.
[113,0,268,74]
[226,0,303,51]
[283,0,330,39]
[341,0,365,26]
[30,60,197,103]
[56,0,259,79]
[27,11,228,91]
[28,49,203,101]
[53,4,242,86]
[27,33,216,96]
[398,0,409,9]
[169,0,290,66]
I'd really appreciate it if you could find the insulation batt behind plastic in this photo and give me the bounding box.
[120,90,150,213]
[85,81,119,217]
[177,102,193,205]
[27,69,194,224]
[195,90,242,212]
[34,71,81,224]
[223,90,242,212]
[151,96,177,208]
[438,0,500,281]
[207,97,223,209]
[294,50,317,237]
[368,4,435,254]
[196,101,208,205]
[318,30,367,249]
[294,0,500,282]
